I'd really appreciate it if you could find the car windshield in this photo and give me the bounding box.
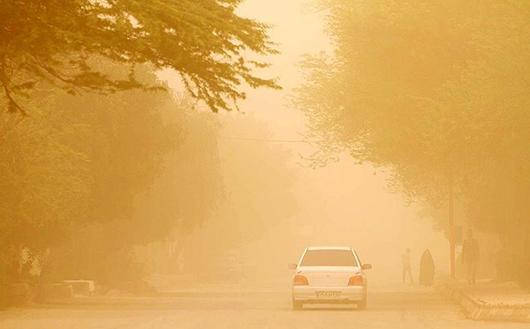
[300,249,358,267]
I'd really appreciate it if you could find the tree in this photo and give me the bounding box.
[0,0,279,115]
[299,0,530,284]
[0,64,224,289]
[173,115,297,278]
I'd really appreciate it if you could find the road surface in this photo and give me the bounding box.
[0,288,527,329]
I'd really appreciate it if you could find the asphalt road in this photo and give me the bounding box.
[0,288,527,329]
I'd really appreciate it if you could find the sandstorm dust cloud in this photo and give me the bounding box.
[1,0,529,328]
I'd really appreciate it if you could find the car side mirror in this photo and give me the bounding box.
[288,263,297,270]
[362,264,372,270]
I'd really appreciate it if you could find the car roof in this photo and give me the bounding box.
[306,246,353,251]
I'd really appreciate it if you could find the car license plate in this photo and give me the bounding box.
[316,291,341,298]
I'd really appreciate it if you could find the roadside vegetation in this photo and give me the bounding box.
[297,0,530,287]
[0,0,280,305]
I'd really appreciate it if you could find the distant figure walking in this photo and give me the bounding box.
[462,229,480,284]
[419,249,435,286]
[402,248,414,285]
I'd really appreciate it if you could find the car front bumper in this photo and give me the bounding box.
[292,285,366,303]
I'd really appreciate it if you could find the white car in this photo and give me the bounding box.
[289,246,372,310]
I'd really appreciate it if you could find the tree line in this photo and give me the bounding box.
[0,64,224,294]
[0,0,280,303]
[298,0,530,286]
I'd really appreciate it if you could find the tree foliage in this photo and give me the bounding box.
[0,65,222,286]
[0,0,279,114]
[299,0,530,284]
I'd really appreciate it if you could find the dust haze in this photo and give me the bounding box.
[1,0,529,328]
[152,0,447,291]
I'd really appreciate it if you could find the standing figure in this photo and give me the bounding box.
[402,248,414,285]
[419,249,435,286]
[462,229,480,284]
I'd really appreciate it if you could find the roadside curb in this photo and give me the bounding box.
[443,284,530,323]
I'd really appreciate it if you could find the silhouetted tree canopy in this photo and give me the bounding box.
[0,0,279,114]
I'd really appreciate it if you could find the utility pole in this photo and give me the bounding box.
[448,171,456,279]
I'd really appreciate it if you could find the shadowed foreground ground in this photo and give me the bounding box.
[0,288,528,329]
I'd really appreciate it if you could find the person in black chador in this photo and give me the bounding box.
[419,249,435,286]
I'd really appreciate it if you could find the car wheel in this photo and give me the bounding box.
[292,299,303,310]
[357,297,367,310]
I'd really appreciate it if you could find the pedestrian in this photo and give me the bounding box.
[402,248,414,285]
[419,249,435,286]
[461,229,480,284]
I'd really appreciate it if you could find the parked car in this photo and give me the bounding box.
[289,246,372,310]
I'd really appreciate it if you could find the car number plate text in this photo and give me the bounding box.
[316,291,341,298]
